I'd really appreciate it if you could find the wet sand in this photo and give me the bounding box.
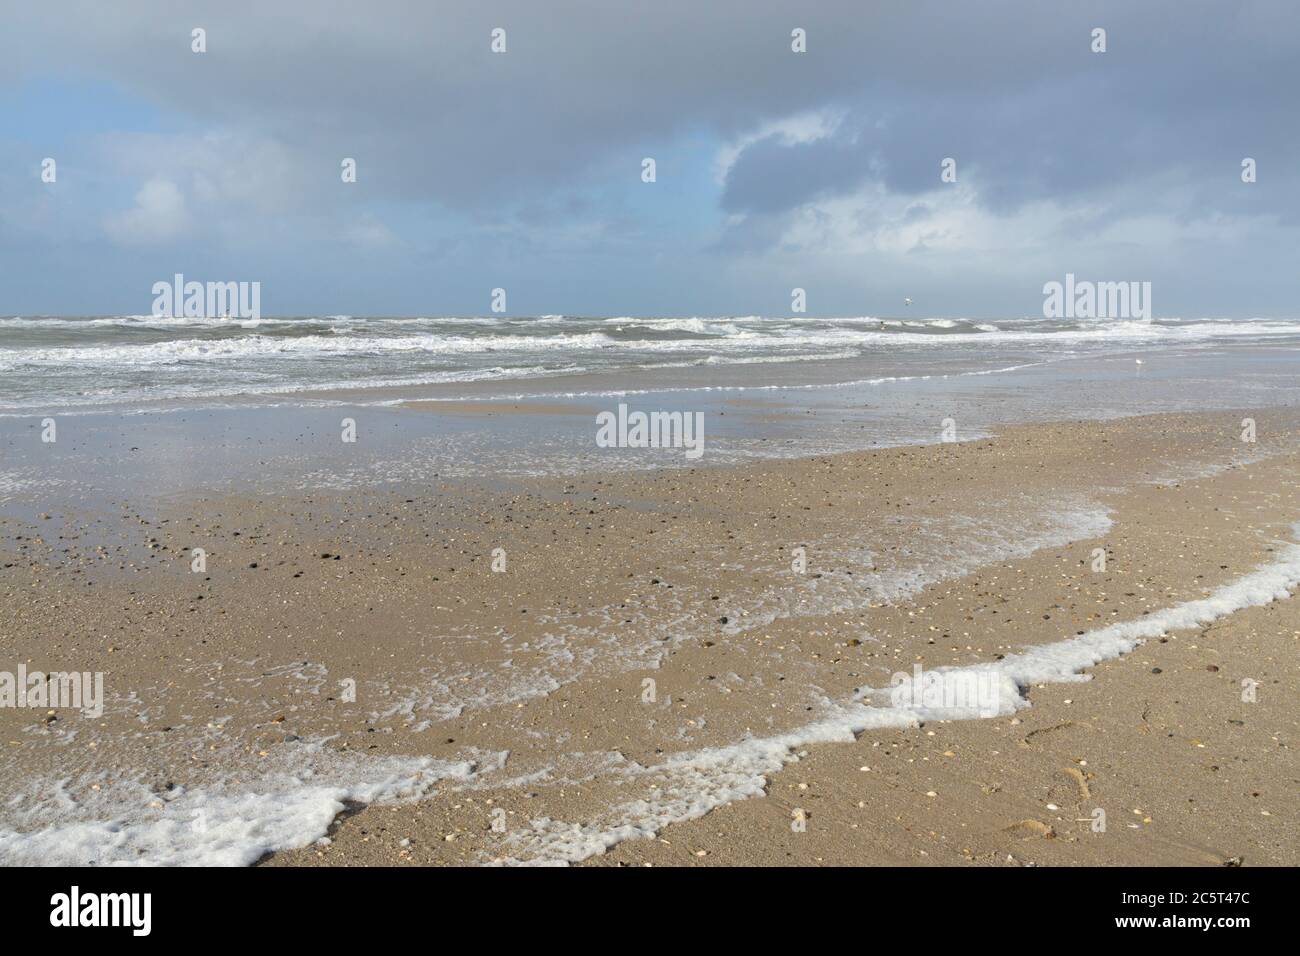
[399,400,594,416]
[1,410,1297,865]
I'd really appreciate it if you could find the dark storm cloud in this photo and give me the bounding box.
[13,0,1252,206]
[10,0,1296,215]
[720,133,870,215]
[3,0,1298,315]
[719,2,1300,219]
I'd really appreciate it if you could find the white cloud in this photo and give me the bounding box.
[103,178,191,244]
[343,214,398,247]
[99,131,303,211]
[714,108,845,185]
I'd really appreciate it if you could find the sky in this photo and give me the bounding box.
[1,0,1297,318]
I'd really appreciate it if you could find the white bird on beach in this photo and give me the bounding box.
[903,297,913,307]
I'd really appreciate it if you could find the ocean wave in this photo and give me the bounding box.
[4,315,1300,410]
[8,318,1299,372]
[0,331,621,368]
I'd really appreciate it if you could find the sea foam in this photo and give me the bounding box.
[0,743,482,867]
[498,526,1300,864]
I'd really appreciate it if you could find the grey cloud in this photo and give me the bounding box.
[725,2,1300,236]
[13,0,1297,218]
[721,133,871,215]
[11,0,1225,208]
[4,0,1299,316]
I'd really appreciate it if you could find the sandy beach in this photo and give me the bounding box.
[8,8,1300,943]
[2,408,1296,866]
